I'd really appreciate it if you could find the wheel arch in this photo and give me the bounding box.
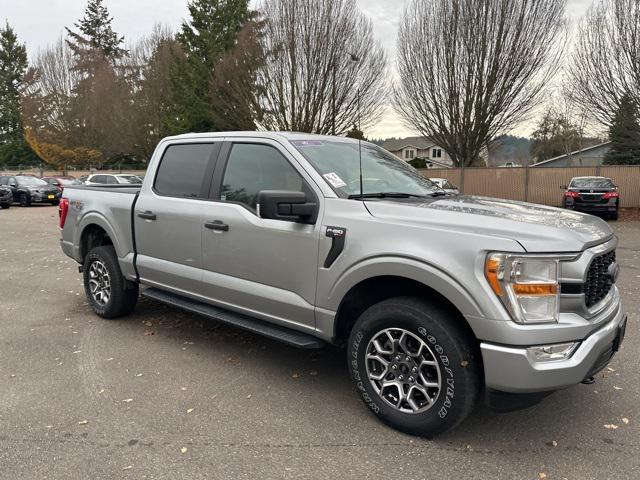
[327,258,484,345]
[79,223,114,262]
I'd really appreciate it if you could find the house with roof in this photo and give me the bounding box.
[382,136,489,167]
[382,137,454,168]
[531,141,611,167]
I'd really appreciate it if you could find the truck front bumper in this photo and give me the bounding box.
[480,303,627,394]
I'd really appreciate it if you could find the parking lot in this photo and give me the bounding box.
[0,205,639,480]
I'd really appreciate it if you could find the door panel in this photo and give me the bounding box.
[135,195,205,295]
[201,203,320,329]
[134,142,220,296]
[201,141,322,330]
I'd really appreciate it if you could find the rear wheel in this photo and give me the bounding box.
[0,203,9,209]
[19,194,30,207]
[83,245,138,318]
[609,211,619,221]
[347,297,481,437]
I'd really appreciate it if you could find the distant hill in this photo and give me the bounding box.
[488,135,532,166]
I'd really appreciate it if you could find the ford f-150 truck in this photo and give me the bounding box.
[59,132,627,436]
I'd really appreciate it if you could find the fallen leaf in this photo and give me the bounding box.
[122,398,133,403]
[78,420,88,425]
[98,389,105,394]
[539,473,547,479]
[247,394,252,399]
[613,386,623,390]
[180,447,188,454]
[106,357,114,361]
[180,387,187,391]
[135,373,143,377]
[73,350,82,354]
[622,417,629,424]
[292,373,300,378]
[144,321,152,327]
[604,424,619,429]
[607,367,615,372]
[122,466,133,471]
[187,408,194,413]
[143,330,155,336]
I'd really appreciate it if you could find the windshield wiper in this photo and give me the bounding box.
[348,192,431,199]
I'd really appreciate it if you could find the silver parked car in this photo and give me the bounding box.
[83,173,143,185]
[58,132,627,437]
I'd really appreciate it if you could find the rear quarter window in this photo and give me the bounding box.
[154,143,218,198]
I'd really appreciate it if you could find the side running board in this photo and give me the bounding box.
[141,287,325,349]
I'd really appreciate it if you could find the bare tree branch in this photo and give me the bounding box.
[394,0,567,166]
[258,0,388,135]
[567,0,640,126]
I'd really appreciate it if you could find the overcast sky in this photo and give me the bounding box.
[3,0,595,139]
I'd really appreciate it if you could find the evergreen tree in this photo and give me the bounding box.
[65,0,127,65]
[604,94,640,165]
[345,124,366,140]
[167,0,250,134]
[64,0,132,162]
[0,22,27,145]
[0,22,38,166]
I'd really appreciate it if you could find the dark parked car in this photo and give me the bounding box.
[0,175,62,207]
[0,185,12,209]
[562,176,619,220]
[42,176,81,193]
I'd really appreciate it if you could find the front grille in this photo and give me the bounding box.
[584,250,616,308]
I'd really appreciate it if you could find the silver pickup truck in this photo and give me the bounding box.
[59,132,627,436]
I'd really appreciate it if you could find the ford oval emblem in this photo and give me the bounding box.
[607,262,620,283]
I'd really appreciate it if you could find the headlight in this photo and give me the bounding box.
[485,253,560,324]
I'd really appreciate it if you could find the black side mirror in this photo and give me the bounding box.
[257,190,317,224]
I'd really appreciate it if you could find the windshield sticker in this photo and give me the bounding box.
[323,172,347,188]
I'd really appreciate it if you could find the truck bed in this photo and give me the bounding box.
[64,185,141,194]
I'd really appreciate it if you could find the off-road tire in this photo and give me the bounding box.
[83,245,138,319]
[348,296,481,437]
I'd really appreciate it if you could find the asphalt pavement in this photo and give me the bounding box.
[0,205,638,479]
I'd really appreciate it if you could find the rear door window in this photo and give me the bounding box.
[154,143,219,198]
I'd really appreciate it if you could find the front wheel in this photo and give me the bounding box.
[0,203,9,209]
[83,245,139,318]
[19,194,31,207]
[348,297,481,437]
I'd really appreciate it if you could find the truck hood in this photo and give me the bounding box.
[365,195,613,252]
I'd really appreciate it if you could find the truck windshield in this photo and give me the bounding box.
[290,139,441,198]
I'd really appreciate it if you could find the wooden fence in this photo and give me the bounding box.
[420,165,640,208]
[4,165,640,208]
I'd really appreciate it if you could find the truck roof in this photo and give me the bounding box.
[161,131,368,144]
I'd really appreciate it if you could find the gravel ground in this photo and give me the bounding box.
[0,205,638,480]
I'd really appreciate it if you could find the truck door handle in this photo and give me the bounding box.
[205,220,229,232]
[138,211,156,221]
